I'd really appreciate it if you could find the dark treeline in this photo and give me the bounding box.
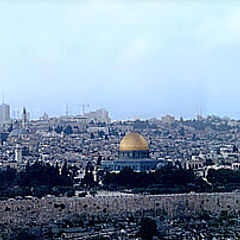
[2,162,240,199]
[0,161,74,198]
[102,167,211,194]
[207,169,240,191]
[102,167,240,194]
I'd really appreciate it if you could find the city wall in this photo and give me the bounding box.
[0,192,240,228]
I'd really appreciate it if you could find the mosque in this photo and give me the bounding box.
[101,132,159,172]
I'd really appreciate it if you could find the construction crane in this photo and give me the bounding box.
[82,104,90,115]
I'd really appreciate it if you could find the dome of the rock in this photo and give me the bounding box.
[119,132,149,151]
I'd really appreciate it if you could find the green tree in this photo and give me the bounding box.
[61,162,68,177]
[82,163,95,188]
[8,124,13,132]
[55,162,60,175]
[55,126,63,134]
[64,125,73,135]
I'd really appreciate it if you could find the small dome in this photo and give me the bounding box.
[119,132,149,151]
[8,128,28,138]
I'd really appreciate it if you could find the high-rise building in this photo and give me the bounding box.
[84,108,111,123]
[0,103,10,124]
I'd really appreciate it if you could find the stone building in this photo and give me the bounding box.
[101,132,159,172]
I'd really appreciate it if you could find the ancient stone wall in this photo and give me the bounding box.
[0,192,239,228]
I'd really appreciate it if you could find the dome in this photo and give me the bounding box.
[8,128,28,138]
[119,132,149,151]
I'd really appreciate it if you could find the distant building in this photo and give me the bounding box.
[84,108,111,123]
[0,103,10,124]
[161,115,175,125]
[40,113,49,120]
[101,132,159,172]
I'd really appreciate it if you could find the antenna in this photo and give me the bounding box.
[13,110,16,119]
[82,104,85,115]
[66,104,69,118]
[2,92,4,104]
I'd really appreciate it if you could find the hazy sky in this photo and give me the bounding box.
[1,1,240,120]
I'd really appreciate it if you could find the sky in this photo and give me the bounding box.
[0,0,240,120]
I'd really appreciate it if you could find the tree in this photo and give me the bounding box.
[0,161,73,198]
[82,163,95,188]
[233,145,238,152]
[179,127,185,137]
[97,155,102,165]
[61,162,68,177]
[98,131,105,138]
[55,162,60,175]
[137,217,158,240]
[55,126,63,134]
[64,125,73,135]
[8,124,13,132]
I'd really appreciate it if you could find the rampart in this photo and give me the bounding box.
[0,192,239,228]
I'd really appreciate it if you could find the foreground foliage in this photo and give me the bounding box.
[0,161,73,198]
[207,168,240,191]
[102,166,210,194]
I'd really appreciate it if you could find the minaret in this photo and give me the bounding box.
[22,107,28,129]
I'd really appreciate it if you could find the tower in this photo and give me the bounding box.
[0,95,10,124]
[22,107,28,129]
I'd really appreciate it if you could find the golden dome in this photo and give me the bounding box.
[119,132,149,151]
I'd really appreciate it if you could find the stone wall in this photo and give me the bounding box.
[0,192,239,228]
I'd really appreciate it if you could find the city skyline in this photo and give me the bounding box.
[1,1,240,239]
[1,1,240,119]
[2,98,240,121]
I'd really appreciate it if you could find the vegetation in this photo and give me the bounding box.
[207,169,240,191]
[55,125,63,134]
[102,166,211,194]
[81,164,96,188]
[63,125,73,135]
[102,167,240,193]
[2,161,240,199]
[0,161,74,198]
[137,217,158,240]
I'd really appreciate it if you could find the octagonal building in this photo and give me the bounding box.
[101,132,159,172]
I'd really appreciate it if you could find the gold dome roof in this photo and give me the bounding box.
[119,132,149,151]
